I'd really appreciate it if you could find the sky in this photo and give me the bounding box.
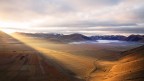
[0,0,144,35]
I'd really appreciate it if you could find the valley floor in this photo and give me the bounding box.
[0,31,144,81]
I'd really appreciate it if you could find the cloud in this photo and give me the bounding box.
[0,0,144,35]
[35,20,137,27]
[0,0,73,21]
[132,5,144,22]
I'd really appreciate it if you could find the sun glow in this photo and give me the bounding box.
[0,21,30,27]
[1,29,15,34]
[0,20,31,34]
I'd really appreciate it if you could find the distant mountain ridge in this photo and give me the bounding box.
[90,35,126,40]
[12,32,144,43]
[125,35,144,42]
[58,33,91,42]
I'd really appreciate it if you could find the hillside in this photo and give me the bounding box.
[89,45,144,81]
[0,31,76,81]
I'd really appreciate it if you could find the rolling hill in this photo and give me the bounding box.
[90,45,144,81]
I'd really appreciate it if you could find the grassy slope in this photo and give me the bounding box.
[89,45,144,81]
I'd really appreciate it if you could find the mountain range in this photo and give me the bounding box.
[12,32,144,43]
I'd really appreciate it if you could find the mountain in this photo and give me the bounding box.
[12,32,144,43]
[12,33,91,42]
[125,35,144,42]
[58,33,91,42]
[13,32,62,38]
[90,35,126,40]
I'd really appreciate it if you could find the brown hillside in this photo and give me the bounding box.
[104,45,144,81]
[90,45,144,81]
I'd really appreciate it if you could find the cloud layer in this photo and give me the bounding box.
[0,0,144,35]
